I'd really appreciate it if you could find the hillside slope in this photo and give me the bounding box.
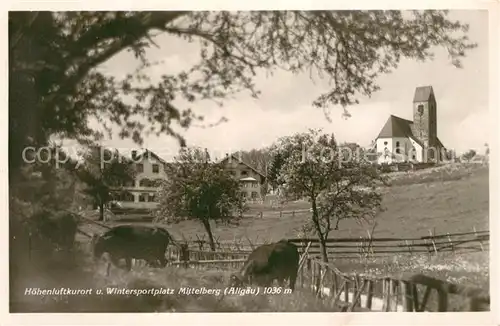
[163,165,489,242]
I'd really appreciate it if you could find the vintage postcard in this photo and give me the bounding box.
[2,0,498,325]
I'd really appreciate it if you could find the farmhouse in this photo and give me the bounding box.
[219,153,267,202]
[111,149,268,209]
[375,86,446,164]
[111,149,168,209]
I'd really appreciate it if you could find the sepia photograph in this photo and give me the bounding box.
[4,3,498,324]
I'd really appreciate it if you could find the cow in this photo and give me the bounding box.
[229,239,300,291]
[92,224,176,275]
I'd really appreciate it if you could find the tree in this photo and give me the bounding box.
[76,146,136,221]
[268,151,287,192]
[156,147,245,251]
[235,149,273,174]
[9,11,477,178]
[461,149,477,162]
[271,129,386,262]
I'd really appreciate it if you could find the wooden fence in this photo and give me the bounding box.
[296,255,490,312]
[76,216,489,312]
[165,228,489,260]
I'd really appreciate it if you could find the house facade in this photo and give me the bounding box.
[219,153,267,202]
[111,149,167,209]
[111,150,268,210]
[375,86,446,164]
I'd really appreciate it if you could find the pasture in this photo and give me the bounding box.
[70,163,490,312]
[120,163,489,243]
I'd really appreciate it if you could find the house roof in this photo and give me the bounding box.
[377,115,415,138]
[413,86,434,102]
[436,137,445,149]
[132,149,167,164]
[377,115,424,148]
[218,153,267,178]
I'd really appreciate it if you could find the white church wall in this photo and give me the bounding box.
[377,137,423,164]
[376,137,393,164]
[409,138,423,162]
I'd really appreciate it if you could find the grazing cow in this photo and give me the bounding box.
[229,239,300,291]
[92,225,174,275]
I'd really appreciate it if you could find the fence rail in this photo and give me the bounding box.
[77,215,489,312]
[296,257,490,312]
[77,213,489,261]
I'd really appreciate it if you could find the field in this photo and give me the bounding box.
[69,163,490,312]
[135,163,489,243]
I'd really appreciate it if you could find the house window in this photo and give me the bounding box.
[137,163,144,173]
[251,192,259,199]
[240,192,247,198]
[395,141,400,154]
[152,164,159,173]
[148,194,156,202]
[140,179,154,187]
[139,194,146,202]
[122,192,134,202]
[384,141,388,145]
[243,183,249,188]
[241,170,248,176]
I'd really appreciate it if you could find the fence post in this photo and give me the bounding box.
[311,260,316,292]
[382,278,390,311]
[428,229,438,255]
[365,280,374,310]
[344,279,350,304]
[437,289,448,312]
[330,270,338,301]
[446,232,455,254]
[473,226,484,251]
[352,276,359,307]
[180,244,189,268]
[401,280,414,312]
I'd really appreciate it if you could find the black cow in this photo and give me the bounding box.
[229,239,300,291]
[92,224,175,275]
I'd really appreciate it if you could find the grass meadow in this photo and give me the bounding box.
[67,163,490,312]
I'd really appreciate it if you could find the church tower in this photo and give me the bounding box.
[411,86,437,149]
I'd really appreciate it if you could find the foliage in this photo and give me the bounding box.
[76,146,136,220]
[9,11,477,175]
[267,151,288,192]
[461,149,477,162]
[271,129,386,262]
[234,148,272,174]
[155,147,245,250]
[9,144,85,278]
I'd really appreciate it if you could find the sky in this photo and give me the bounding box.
[76,10,490,159]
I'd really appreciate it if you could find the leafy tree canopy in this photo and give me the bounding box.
[9,10,476,174]
[271,129,387,262]
[155,146,245,250]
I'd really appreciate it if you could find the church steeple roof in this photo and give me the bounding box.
[413,86,434,102]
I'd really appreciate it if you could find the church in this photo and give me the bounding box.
[375,86,446,164]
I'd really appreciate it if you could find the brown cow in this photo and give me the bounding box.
[229,239,299,291]
[92,225,175,275]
